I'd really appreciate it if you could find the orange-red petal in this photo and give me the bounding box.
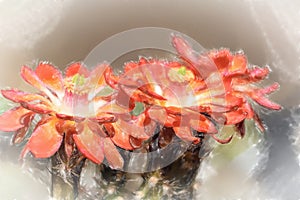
[25,117,62,158]
[227,54,247,75]
[257,82,280,95]
[21,66,46,92]
[21,102,53,114]
[89,63,110,88]
[172,35,198,66]
[86,120,106,137]
[139,84,167,101]
[189,117,217,134]
[250,83,281,110]
[124,61,139,73]
[224,109,248,125]
[104,67,119,89]
[173,126,200,144]
[116,116,150,139]
[94,113,116,123]
[1,89,51,105]
[248,67,269,81]
[105,123,133,150]
[35,63,64,92]
[65,62,90,78]
[209,49,232,70]
[103,137,124,169]
[0,107,33,132]
[251,94,281,110]
[211,134,233,144]
[12,113,35,144]
[97,100,128,115]
[151,106,181,127]
[73,122,104,164]
[147,106,167,125]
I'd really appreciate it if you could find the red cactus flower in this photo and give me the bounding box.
[104,111,156,150]
[0,62,126,169]
[172,35,281,138]
[0,33,282,168]
[109,35,281,145]
[108,57,222,145]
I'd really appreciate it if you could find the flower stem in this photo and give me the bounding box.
[51,145,86,200]
[51,164,75,200]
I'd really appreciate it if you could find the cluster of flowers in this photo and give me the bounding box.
[0,36,281,169]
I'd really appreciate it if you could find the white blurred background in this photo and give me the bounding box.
[0,0,300,199]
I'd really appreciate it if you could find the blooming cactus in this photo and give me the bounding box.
[0,34,281,167]
[0,63,126,169]
[109,35,281,146]
[172,36,281,137]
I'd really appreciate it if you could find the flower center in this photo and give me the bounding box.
[168,66,194,83]
[64,73,90,95]
[60,73,92,116]
[72,73,85,86]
